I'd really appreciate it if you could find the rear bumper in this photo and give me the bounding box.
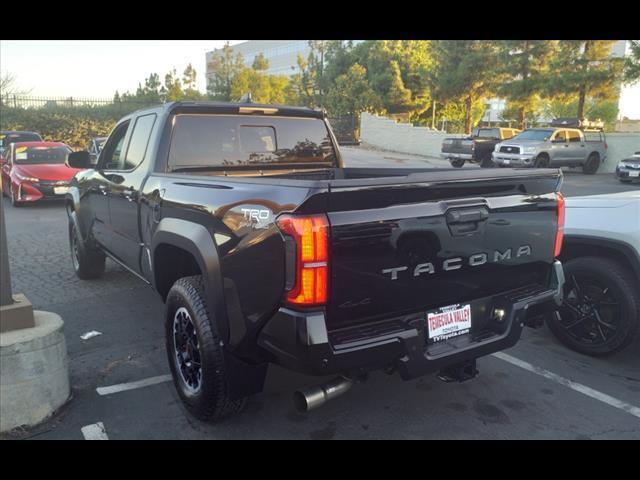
[440,152,474,161]
[258,261,564,380]
[492,152,536,166]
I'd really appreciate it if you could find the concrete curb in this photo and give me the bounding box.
[0,310,70,433]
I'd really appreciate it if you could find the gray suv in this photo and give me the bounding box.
[492,127,607,174]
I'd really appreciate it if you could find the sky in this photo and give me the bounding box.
[0,40,245,98]
[1,40,639,119]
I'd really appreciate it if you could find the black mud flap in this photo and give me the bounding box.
[436,359,479,383]
[223,350,268,400]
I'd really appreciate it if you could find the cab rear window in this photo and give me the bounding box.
[168,115,337,169]
[584,131,603,142]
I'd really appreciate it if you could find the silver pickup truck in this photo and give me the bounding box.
[492,127,607,174]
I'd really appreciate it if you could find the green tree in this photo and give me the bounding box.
[496,40,557,129]
[181,64,202,100]
[623,40,640,85]
[353,40,432,115]
[431,40,498,134]
[207,42,245,101]
[288,53,318,107]
[324,63,382,118]
[541,97,618,130]
[162,69,183,102]
[252,53,269,71]
[545,40,623,120]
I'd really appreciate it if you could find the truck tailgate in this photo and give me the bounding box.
[324,170,561,329]
[442,138,474,154]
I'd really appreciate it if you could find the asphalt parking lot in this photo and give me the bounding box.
[3,149,639,439]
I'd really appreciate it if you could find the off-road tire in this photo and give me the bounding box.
[582,153,600,174]
[69,221,105,279]
[165,275,247,422]
[546,256,639,356]
[450,158,465,168]
[480,153,495,168]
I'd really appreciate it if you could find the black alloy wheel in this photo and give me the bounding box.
[173,306,203,394]
[546,257,639,356]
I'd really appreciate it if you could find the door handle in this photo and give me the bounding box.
[563,144,569,148]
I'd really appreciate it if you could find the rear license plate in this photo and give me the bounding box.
[54,186,69,195]
[427,303,471,343]
[503,159,510,165]
[630,171,639,177]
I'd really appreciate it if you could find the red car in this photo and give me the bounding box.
[1,141,82,206]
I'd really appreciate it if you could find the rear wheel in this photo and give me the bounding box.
[69,221,105,279]
[480,153,495,168]
[582,153,600,174]
[534,154,550,168]
[166,275,247,422]
[450,158,465,168]
[546,257,639,356]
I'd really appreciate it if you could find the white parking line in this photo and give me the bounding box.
[81,422,109,440]
[492,352,640,419]
[96,374,172,396]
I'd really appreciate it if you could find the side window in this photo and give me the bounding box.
[568,131,581,143]
[553,130,567,142]
[123,114,156,170]
[99,121,130,170]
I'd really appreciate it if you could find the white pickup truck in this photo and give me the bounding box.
[546,191,640,355]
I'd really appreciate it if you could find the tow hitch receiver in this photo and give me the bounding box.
[436,359,479,383]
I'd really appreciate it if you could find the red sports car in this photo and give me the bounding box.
[1,141,83,206]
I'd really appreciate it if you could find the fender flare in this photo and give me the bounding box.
[151,217,230,343]
[562,235,640,282]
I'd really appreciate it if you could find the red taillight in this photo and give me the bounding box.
[276,214,329,306]
[554,192,565,258]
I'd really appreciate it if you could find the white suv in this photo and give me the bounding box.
[546,191,640,355]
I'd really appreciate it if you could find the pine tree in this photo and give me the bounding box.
[431,40,498,134]
[545,40,623,120]
[623,40,640,85]
[207,42,245,101]
[496,41,557,129]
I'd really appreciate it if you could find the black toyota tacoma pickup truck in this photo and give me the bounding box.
[65,101,565,421]
[441,127,521,168]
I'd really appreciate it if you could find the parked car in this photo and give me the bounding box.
[65,101,565,421]
[615,151,640,183]
[492,119,607,174]
[546,191,640,356]
[88,136,107,164]
[441,127,521,168]
[0,130,43,160]
[1,141,80,206]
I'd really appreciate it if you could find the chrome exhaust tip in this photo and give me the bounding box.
[294,376,354,412]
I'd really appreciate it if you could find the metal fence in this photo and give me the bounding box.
[0,95,155,110]
[328,115,360,145]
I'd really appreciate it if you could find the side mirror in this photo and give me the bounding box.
[67,151,91,169]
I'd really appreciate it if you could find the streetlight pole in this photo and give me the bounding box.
[0,192,34,332]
